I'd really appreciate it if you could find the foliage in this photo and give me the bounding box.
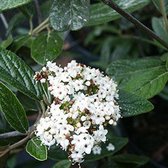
[0,0,168,167]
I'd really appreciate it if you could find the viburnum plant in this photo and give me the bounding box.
[34,60,120,164]
[0,0,168,168]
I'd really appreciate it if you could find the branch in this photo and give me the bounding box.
[34,0,42,24]
[0,109,41,157]
[0,125,35,139]
[0,135,30,158]
[0,126,35,158]
[101,0,168,50]
[0,13,8,29]
[0,131,25,139]
[31,17,49,35]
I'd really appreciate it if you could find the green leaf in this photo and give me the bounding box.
[31,32,63,65]
[119,90,154,117]
[48,146,68,161]
[0,35,13,49]
[0,0,32,12]
[0,82,29,133]
[106,57,168,99]
[152,0,168,14]
[87,0,150,26]
[0,48,42,100]
[152,17,168,44]
[50,0,90,31]
[111,154,149,166]
[48,136,127,162]
[11,35,32,52]
[85,136,128,161]
[7,155,17,168]
[17,92,37,112]
[52,160,71,168]
[152,0,161,10]
[26,137,47,161]
[6,13,26,36]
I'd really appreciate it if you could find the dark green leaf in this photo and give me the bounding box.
[0,82,29,133]
[0,0,32,12]
[6,155,17,168]
[0,35,13,49]
[152,0,168,14]
[111,154,149,166]
[106,57,168,99]
[48,146,68,161]
[119,90,154,117]
[152,17,168,44]
[161,53,168,70]
[6,13,26,36]
[52,160,71,168]
[50,0,90,31]
[48,136,127,162]
[11,35,32,52]
[87,0,150,26]
[17,92,37,112]
[26,137,47,161]
[31,32,63,65]
[85,136,128,161]
[0,48,43,100]
[152,0,161,10]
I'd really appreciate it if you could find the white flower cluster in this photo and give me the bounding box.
[34,60,121,163]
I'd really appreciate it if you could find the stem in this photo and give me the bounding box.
[34,23,49,34]
[29,16,33,34]
[0,13,8,29]
[0,110,40,157]
[0,125,35,140]
[159,0,168,32]
[0,131,26,139]
[101,0,168,50]
[34,0,42,24]
[0,126,35,157]
[31,17,49,35]
[0,135,30,158]
[40,100,46,114]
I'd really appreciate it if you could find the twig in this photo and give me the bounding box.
[0,13,8,29]
[31,17,49,35]
[0,131,25,139]
[101,0,168,50]
[0,126,35,158]
[34,0,42,24]
[29,16,33,34]
[0,125,35,140]
[0,104,42,157]
[0,135,30,158]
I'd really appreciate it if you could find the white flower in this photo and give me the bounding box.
[93,126,108,142]
[71,133,94,154]
[106,143,115,151]
[70,151,84,163]
[91,113,105,125]
[83,121,91,128]
[85,81,91,86]
[40,78,46,83]
[57,137,69,150]
[73,80,84,91]
[34,60,120,164]
[81,116,86,121]
[109,119,114,125]
[92,145,102,155]
[76,127,88,134]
